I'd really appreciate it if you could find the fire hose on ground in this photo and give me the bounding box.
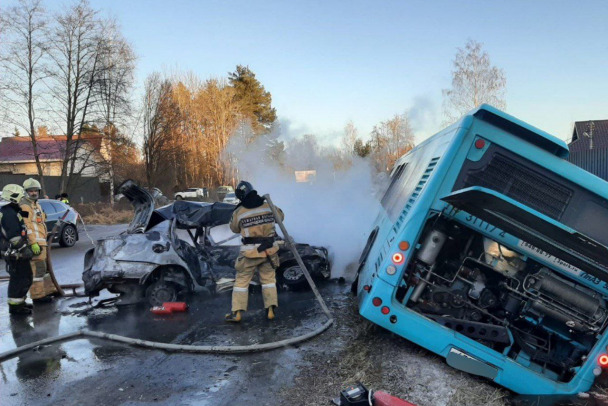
[0,194,334,362]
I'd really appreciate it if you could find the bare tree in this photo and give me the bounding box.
[142,73,179,188]
[341,120,358,156]
[47,0,106,193]
[195,79,240,186]
[264,122,285,166]
[370,113,415,172]
[96,19,135,128]
[442,39,506,124]
[96,18,136,202]
[0,0,49,191]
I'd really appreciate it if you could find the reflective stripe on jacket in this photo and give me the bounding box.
[20,198,47,246]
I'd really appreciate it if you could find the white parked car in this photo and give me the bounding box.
[174,188,208,201]
[222,192,239,204]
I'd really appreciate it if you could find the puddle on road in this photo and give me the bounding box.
[208,376,230,393]
[0,282,343,405]
[4,281,595,405]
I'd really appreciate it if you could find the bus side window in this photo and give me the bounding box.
[381,163,408,207]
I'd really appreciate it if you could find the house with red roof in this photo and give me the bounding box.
[0,133,110,179]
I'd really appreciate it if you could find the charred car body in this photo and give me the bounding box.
[83,181,330,306]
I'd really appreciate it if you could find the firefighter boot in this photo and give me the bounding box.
[225,310,242,323]
[33,296,53,304]
[9,304,32,316]
[267,305,276,320]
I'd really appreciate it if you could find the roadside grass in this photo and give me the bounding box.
[280,297,511,406]
[73,202,133,225]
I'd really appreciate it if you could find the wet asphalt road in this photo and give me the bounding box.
[0,224,347,406]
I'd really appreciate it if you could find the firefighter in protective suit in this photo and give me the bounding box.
[1,184,34,315]
[225,181,284,322]
[21,178,57,302]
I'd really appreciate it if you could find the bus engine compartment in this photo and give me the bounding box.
[400,215,608,383]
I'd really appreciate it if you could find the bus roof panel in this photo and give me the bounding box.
[472,104,569,159]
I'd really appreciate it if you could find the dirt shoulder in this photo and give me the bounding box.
[73,202,133,225]
[279,294,510,406]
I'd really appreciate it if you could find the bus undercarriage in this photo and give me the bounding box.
[399,215,607,383]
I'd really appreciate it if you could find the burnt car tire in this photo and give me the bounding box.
[146,280,178,307]
[59,224,77,247]
[277,263,308,290]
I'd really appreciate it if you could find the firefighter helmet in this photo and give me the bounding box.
[23,178,41,191]
[235,181,255,201]
[2,184,24,204]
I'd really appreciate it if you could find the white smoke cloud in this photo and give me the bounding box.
[223,122,382,277]
[408,95,440,142]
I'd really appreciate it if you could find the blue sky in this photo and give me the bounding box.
[51,0,608,144]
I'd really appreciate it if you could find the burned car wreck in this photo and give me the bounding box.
[83,181,331,306]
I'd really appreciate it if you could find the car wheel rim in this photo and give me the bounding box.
[64,227,76,245]
[283,266,304,281]
[149,284,176,306]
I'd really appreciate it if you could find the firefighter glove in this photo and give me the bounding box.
[31,243,41,255]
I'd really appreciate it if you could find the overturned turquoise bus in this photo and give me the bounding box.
[354,104,608,395]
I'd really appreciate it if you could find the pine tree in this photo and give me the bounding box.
[228,65,277,135]
[354,139,372,158]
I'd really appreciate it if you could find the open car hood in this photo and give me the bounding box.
[118,180,236,232]
[153,200,235,229]
[117,180,155,234]
[442,186,608,280]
